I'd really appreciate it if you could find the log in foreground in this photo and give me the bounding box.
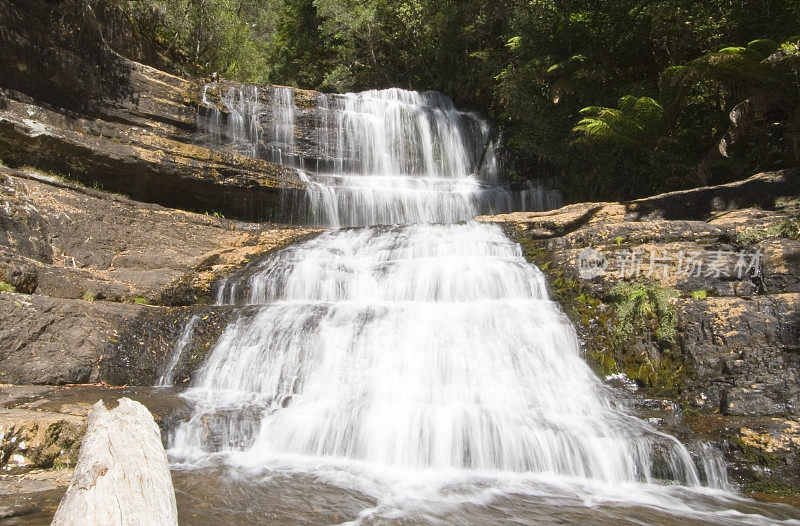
[51,398,178,525]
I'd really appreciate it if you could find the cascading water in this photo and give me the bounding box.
[196,85,561,226]
[297,89,528,227]
[178,223,710,482]
[172,87,800,524]
[157,315,200,388]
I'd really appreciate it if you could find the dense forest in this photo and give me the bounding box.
[123,0,799,201]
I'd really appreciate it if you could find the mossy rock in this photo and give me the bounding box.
[732,434,786,469]
[29,420,85,469]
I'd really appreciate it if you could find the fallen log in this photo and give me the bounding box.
[51,398,178,525]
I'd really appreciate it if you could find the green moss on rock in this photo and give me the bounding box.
[29,420,85,469]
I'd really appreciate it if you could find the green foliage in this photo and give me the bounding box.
[82,291,96,303]
[133,295,149,304]
[124,0,278,83]
[0,281,16,293]
[513,228,689,393]
[117,0,798,200]
[608,281,679,347]
[736,217,800,245]
[574,96,665,146]
[690,290,707,300]
[268,0,329,88]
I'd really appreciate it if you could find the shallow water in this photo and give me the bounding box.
[170,455,800,525]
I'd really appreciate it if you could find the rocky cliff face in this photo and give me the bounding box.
[479,170,800,498]
[0,166,318,385]
[0,1,508,223]
[0,0,313,222]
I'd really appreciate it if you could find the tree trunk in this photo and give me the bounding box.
[51,398,178,526]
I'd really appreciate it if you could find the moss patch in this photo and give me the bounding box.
[28,420,85,469]
[745,479,800,496]
[733,430,787,469]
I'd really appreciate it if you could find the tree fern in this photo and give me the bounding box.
[573,96,664,146]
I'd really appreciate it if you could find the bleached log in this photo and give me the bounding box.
[51,398,178,526]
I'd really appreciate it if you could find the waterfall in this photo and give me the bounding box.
[198,84,261,157]
[196,85,561,225]
[156,315,200,387]
[166,86,792,524]
[298,89,527,226]
[174,223,720,487]
[269,86,295,165]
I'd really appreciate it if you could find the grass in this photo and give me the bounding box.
[0,281,16,293]
[82,291,96,302]
[132,295,149,305]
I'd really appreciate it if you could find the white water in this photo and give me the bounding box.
[173,87,800,524]
[197,86,561,226]
[157,315,200,387]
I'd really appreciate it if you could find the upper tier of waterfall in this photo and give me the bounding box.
[197,84,560,227]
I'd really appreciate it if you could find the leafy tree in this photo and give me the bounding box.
[268,0,330,88]
[574,96,665,147]
[662,38,800,184]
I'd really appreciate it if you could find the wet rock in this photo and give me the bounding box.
[680,294,800,416]
[0,168,319,386]
[760,239,800,293]
[0,167,319,304]
[0,172,52,263]
[102,306,235,386]
[0,293,145,384]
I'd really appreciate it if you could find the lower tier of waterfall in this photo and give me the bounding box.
[173,222,713,483]
[162,221,799,524]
